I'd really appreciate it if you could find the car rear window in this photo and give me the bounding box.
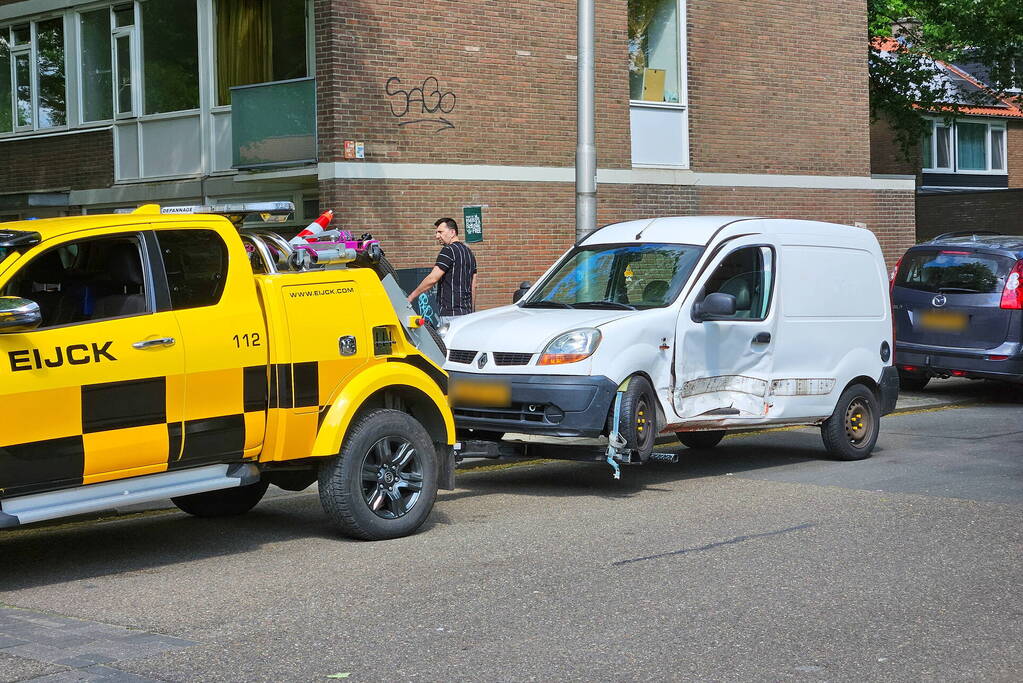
[894,249,1015,294]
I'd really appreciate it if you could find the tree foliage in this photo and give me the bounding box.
[869,0,1023,157]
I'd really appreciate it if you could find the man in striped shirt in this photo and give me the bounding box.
[406,217,478,321]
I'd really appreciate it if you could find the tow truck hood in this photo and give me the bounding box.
[446,305,634,353]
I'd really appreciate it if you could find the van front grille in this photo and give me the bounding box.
[447,349,477,364]
[493,352,533,366]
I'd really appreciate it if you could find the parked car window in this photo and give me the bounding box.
[700,246,774,320]
[894,250,1014,294]
[156,229,229,309]
[524,243,703,310]
[1,235,148,327]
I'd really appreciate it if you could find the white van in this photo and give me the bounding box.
[443,217,899,468]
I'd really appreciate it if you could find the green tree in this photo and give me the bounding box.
[869,0,1023,156]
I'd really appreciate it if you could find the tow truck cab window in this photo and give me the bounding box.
[699,246,774,320]
[1,235,149,327]
[155,229,228,309]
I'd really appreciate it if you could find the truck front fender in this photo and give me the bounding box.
[311,359,455,457]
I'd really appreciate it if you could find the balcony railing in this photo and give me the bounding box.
[231,77,316,169]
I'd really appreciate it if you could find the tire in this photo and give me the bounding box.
[318,409,439,540]
[676,430,726,449]
[615,375,658,460]
[171,478,270,518]
[820,384,880,461]
[898,369,929,392]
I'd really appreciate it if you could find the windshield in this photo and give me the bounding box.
[524,243,704,310]
[895,249,1015,294]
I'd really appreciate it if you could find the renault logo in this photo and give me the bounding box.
[477,353,488,369]
[932,294,947,308]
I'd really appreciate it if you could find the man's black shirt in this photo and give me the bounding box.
[435,241,477,316]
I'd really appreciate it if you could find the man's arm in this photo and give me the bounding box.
[407,266,445,303]
[471,273,478,311]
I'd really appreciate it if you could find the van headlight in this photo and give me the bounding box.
[537,328,601,365]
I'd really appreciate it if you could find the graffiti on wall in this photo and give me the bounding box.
[385,77,456,132]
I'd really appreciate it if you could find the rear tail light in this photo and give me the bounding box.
[901,365,918,372]
[1000,259,1023,309]
[889,255,903,292]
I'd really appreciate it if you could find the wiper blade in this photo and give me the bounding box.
[523,300,573,309]
[572,300,637,310]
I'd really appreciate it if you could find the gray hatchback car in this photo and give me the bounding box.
[891,232,1023,389]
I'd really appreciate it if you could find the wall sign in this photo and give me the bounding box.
[463,206,483,243]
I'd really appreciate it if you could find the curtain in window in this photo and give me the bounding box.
[956,122,987,171]
[217,0,273,106]
[991,129,1005,170]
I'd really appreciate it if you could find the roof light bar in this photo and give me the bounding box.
[115,202,295,226]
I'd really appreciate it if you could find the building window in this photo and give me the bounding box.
[141,0,199,114]
[628,0,681,103]
[80,9,113,122]
[0,19,67,132]
[215,0,309,106]
[922,118,1006,174]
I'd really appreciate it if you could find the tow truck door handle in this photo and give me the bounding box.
[752,332,771,344]
[133,337,176,349]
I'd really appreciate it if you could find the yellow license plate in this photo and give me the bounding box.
[919,310,968,332]
[449,379,512,407]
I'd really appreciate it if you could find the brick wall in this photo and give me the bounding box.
[314,0,631,168]
[321,178,913,309]
[916,189,1023,241]
[1008,121,1023,188]
[0,131,114,194]
[870,117,920,177]
[686,0,871,176]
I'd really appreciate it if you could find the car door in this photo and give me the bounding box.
[0,232,184,496]
[673,241,778,421]
[150,226,269,470]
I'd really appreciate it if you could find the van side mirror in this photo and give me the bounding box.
[692,292,736,321]
[0,296,42,332]
[512,281,532,304]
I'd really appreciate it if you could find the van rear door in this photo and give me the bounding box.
[893,249,1016,349]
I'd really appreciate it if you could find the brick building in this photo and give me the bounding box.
[1,0,914,309]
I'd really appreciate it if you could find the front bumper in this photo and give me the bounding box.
[449,372,618,438]
[895,341,1023,384]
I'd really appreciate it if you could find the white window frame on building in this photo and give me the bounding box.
[1,0,313,182]
[628,0,689,168]
[922,117,1008,175]
[1,16,69,134]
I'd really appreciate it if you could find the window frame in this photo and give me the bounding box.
[2,16,69,134]
[922,117,1008,175]
[1,231,155,330]
[627,0,688,108]
[693,244,776,323]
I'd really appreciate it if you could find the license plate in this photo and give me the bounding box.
[449,378,511,407]
[919,310,968,332]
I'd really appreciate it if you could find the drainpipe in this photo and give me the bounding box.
[576,0,596,242]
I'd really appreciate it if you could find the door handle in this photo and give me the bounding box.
[752,332,771,344]
[133,337,176,349]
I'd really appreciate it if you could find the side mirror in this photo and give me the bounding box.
[692,292,736,321]
[0,296,42,332]
[512,281,532,304]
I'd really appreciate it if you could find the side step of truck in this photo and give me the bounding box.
[0,463,260,528]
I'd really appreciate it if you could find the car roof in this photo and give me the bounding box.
[0,208,229,244]
[578,216,874,248]
[917,232,1023,257]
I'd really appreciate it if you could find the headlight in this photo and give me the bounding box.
[537,328,601,365]
[436,321,450,338]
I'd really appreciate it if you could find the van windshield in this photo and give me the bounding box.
[895,249,1015,294]
[524,243,704,310]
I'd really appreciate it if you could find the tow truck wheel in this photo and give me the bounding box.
[616,375,658,460]
[675,430,726,449]
[318,409,438,541]
[820,384,880,461]
[171,478,270,518]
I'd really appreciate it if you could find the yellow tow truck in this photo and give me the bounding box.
[0,203,454,540]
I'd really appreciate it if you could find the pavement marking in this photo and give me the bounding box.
[612,522,818,566]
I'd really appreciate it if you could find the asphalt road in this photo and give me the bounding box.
[0,381,1020,682]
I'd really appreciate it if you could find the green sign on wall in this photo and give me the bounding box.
[463,206,483,243]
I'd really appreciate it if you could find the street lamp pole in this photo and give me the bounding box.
[576,0,596,242]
